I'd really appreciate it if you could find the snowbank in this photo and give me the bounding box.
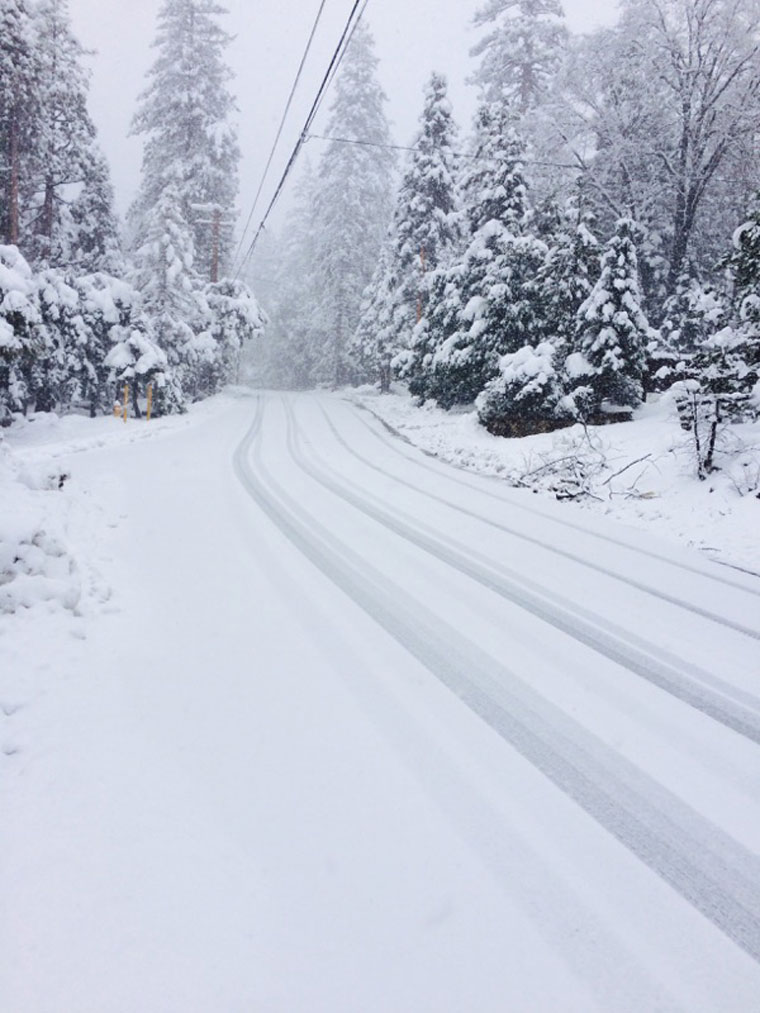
[0,429,80,616]
[347,386,760,574]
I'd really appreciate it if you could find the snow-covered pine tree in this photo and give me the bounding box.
[359,72,462,392]
[310,20,395,388]
[573,217,650,412]
[538,199,599,352]
[470,0,567,112]
[70,149,124,276]
[130,0,239,283]
[199,279,267,395]
[26,0,97,268]
[31,267,88,412]
[78,273,181,417]
[688,199,760,423]
[130,182,198,405]
[426,104,548,408]
[351,241,395,388]
[0,0,37,247]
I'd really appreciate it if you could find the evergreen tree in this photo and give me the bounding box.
[26,0,97,267]
[130,0,239,282]
[0,0,37,247]
[573,218,650,410]
[688,199,760,422]
[130,182,198,403]
[32,267,85,411]
[310,21,395,387]
[470,0,567,111]
[425,104,547,408]
[78,273,181,417]
[199,279,267,394]
[351,241,395,388]
[70,149,124,276]
[359,72,461,391]
[538,200,599,351]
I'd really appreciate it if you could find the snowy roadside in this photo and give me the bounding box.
[0,394,245,751]
[345,386,760,575]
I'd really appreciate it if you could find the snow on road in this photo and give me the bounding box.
[2,391,760,1011]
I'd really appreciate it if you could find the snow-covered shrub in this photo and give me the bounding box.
[477,341,571,437]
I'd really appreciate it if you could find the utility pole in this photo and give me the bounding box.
[191,202,234,283]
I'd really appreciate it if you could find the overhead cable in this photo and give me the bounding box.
[232,0,329,269]
[236,0,370,276]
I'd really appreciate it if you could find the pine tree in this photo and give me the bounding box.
[130,0,239,282]
[70,149,124,276]
[0,0,37,247]
[130,182,198,403]
[310,21,395,387]
[26,0,97,267]
[199,279,267,394]
[351,241,395,388]
[573,217,650,411]
[32,267,86,411]
[425,104,547,408]
[470,0,567,111]
[538,200,599,351]
[690,199,760,422]
[360,72,462,392]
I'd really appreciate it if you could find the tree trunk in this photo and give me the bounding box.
[132,381,142,420]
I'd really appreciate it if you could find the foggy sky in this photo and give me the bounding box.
[67,0,620,239]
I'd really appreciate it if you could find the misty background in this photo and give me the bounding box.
[67,0,619,226]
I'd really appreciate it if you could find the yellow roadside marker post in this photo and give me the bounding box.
[123,384,129,423]
[146,382,153,422]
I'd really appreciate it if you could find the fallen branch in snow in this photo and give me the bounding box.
[602,454,653,487]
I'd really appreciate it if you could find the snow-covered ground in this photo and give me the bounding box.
[348,386,760,575]
[2,390,760,1011]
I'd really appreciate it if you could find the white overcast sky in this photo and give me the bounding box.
[68,0,620,232]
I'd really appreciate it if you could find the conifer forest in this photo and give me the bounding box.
[1,0,758,449]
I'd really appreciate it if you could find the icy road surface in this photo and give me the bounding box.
[3,391,760,1012]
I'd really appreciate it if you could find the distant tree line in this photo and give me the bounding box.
[0,0,265,425]
[257,0,759,452]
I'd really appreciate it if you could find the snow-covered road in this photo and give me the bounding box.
[3,391,760,1011]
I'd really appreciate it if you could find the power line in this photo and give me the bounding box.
[306,132,760,186]
[232,0,329,269]
[235,0,370,277]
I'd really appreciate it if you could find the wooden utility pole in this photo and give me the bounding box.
[191,202,232,283]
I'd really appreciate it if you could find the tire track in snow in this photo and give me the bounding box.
[285,399,760,746]
[233,396,760,967]
[347,398,760,599]
[312,399,760,643]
